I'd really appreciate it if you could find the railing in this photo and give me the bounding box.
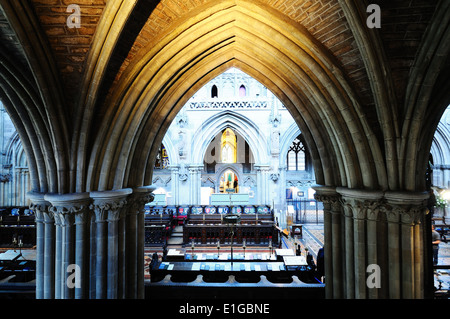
[286,199,324,224]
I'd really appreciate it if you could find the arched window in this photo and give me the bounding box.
[287,135,306,171]
[239,84,246,97]
[211,85,218,98]
[221,128,237,163]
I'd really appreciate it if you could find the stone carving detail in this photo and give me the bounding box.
[270,173,279,182]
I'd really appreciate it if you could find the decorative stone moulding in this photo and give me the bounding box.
[43,192,92,210]
[384,191,430,206]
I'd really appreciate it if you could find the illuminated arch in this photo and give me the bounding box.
[86,0,385,191]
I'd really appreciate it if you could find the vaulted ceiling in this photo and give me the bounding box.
[0,0,448,193]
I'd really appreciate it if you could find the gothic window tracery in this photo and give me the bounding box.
[287,135,306,171]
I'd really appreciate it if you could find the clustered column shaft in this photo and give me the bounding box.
[28,186,155,299]
[314,186,430,299]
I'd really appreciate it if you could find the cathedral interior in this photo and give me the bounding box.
[0,0,449,304]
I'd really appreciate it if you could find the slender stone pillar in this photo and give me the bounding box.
[130,186,155,299]
[43,209,55,299]
[169,165,180,205]
[90,189,132,299]
[28,192,50,299]
[385,191,429,299]
[329,197,344,299]
[385,207,401,299]
[45,193,91,299]
[365,200,382,299]
[53,208,63,298]
[337,188,384,299]
[89,211,96,298]
[126,201,138,298]
[342,201,355,299]
[189,165,203,205]
[313,186,337,299]
[74,203,92,299]
[118,202,127,299]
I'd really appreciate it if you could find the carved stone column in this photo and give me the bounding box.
[43,207,55,299]
[341,198,355,299]
[313,186,337,299]
[169,165,180,205]
[337,188,384,299]
[28,192,51,299]
[384,191,429,299]
[130,186,155,299]
[90,189,132,299]
[189,165,203,205]
[384,205,401,299]
[45,192,91,299]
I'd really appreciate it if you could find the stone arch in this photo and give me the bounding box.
[161,135,178,167]
[0,1,70,194]
[86,0,384,193]
[279,122,302,167]
[431,124,450,167]
[214,165,242,194]
[190,110,269,166]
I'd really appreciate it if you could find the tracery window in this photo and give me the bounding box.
[287,135,306,171]
[221,128,237,163]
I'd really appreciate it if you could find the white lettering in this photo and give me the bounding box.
[367,4,381,29]
[66,4,81,29]
[366,264,381,288]
[66,264,81,289]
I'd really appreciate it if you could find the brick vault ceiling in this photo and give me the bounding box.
[0,0,440,128]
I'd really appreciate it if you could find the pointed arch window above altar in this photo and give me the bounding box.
[221,128,237,163]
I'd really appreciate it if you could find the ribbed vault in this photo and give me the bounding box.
[86,0,384,192]
[0,0,447,195]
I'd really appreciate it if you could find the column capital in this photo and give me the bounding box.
[28,192,51,222]
[384,191,429,225]
[384,191,429,206]
[129,186,156,210]
[45,192,92,226]
[313,186,339,212]
[28,191,51,209]
[254,164,271,173]
[168,165,180,171]
[45,192,91,214]
[337,187,384,201]
[90,188,132,221]
[337,188,384,221]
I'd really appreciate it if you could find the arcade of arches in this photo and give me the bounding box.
[0,0,449,300]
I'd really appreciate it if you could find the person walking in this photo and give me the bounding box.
[432,224,441,266]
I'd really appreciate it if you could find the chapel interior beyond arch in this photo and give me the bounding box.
[0,0,449,302]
